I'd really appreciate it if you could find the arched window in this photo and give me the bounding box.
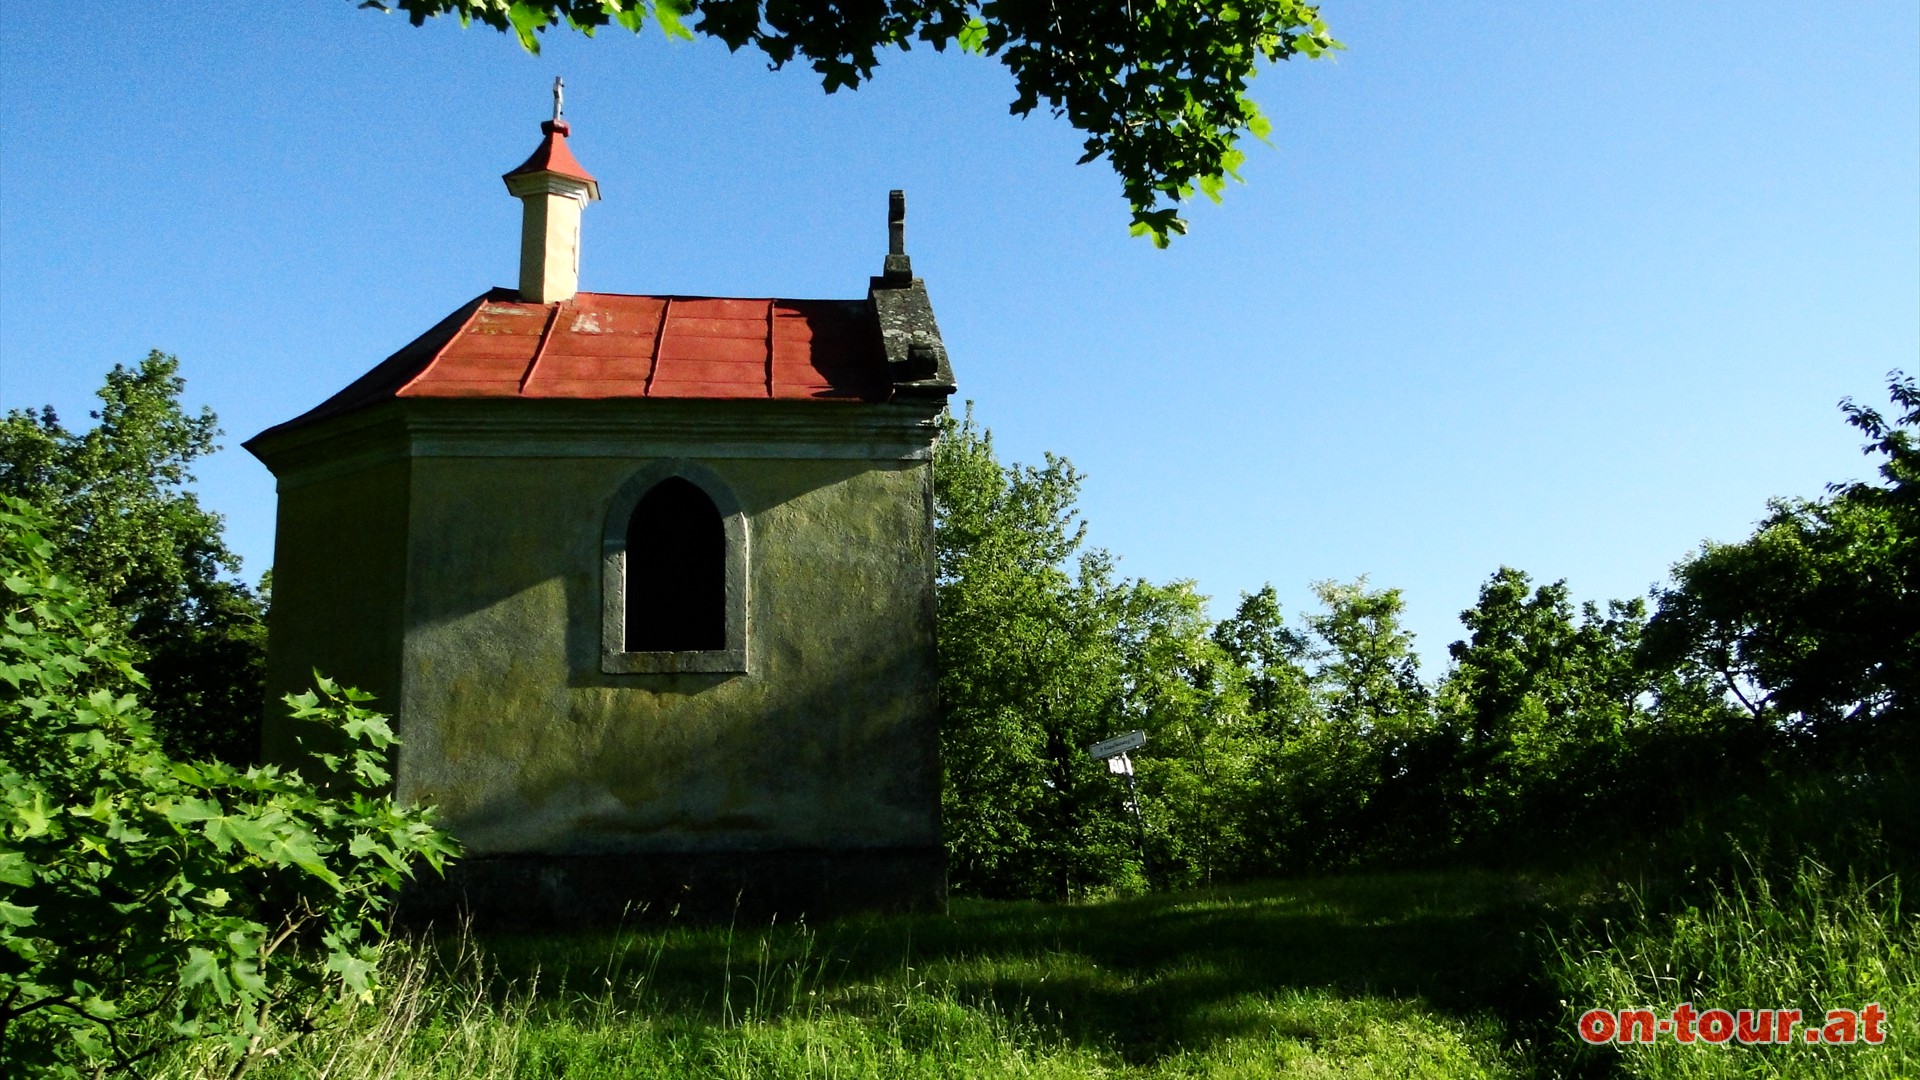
[625,478,725,651]
[601,462,749,674]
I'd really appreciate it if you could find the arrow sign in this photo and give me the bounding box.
[1087,729,1146,760]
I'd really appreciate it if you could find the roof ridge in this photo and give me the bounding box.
[518,303,566,392]
[242,290,500,450]
[763,299,776,399]
[394,293,495,398]
[643,297,671,398]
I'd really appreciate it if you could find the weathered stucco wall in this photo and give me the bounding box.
[261,459,411,766]
[251,397,948,919]
[394,453,940,860]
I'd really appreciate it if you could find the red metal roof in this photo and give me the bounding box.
[502,119,597,187]
[257,290,892,439]
[408,291,886,401]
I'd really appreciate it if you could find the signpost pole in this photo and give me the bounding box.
[1088,729,1152,888]
[1119,753,1151,885]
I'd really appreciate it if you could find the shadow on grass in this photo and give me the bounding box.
[452,869,1586,1067]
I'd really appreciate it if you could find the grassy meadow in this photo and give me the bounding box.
[154,863,1915,1080]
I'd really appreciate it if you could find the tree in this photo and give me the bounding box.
[1110,577,1257,887]
[1443,574,1638,805]
[1304,578,1428,737]
[1286,579,1445,865]
[1221,579,1441,871]
[362,0,1340,245]
[933,406,1148,898]
[1212,584,1310,720]
[0,352,267,765]
[1438,568,1681,851]
[1642,372,1918,762]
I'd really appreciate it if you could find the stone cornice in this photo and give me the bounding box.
[249,398,945,491]
[504,172,595,201]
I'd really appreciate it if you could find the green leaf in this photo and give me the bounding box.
[609,0,645,32]
[0,850,32,885]
[271,832,341,889]
[958,17,990,55]
[0,485,455,1069]
[506,3,546,51]
[164,795,225,826]
[14,791,54,836]
[0,900,38,927]
[180,946,233,1002]
[653,0,693,41]
[328,949,379,997]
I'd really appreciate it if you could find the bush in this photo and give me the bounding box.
[0,496,458,1077]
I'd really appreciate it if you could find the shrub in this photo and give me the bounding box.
[0,496,458,1077]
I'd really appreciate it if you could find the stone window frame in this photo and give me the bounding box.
[602,460,749,674]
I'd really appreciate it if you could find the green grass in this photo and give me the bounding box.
[1547,858,1918,1079]
[160,870,1556,1079]
[155,864,1914,1079]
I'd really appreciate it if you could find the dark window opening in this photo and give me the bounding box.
[625,477,726,651]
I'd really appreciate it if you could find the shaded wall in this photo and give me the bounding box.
[261,458,410,767]
[396,454,941,860]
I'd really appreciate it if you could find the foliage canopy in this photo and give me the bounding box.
[360,0,1340,245]
[1643,371,1918,757]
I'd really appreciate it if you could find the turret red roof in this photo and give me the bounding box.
[502,119,598,189]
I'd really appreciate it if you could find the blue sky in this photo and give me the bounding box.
[2,3,1915,666]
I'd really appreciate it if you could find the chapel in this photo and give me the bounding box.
[244,104,956,925]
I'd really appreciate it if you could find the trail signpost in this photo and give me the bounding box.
[1088,730,1147,760]
[1088,729,1151,883]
